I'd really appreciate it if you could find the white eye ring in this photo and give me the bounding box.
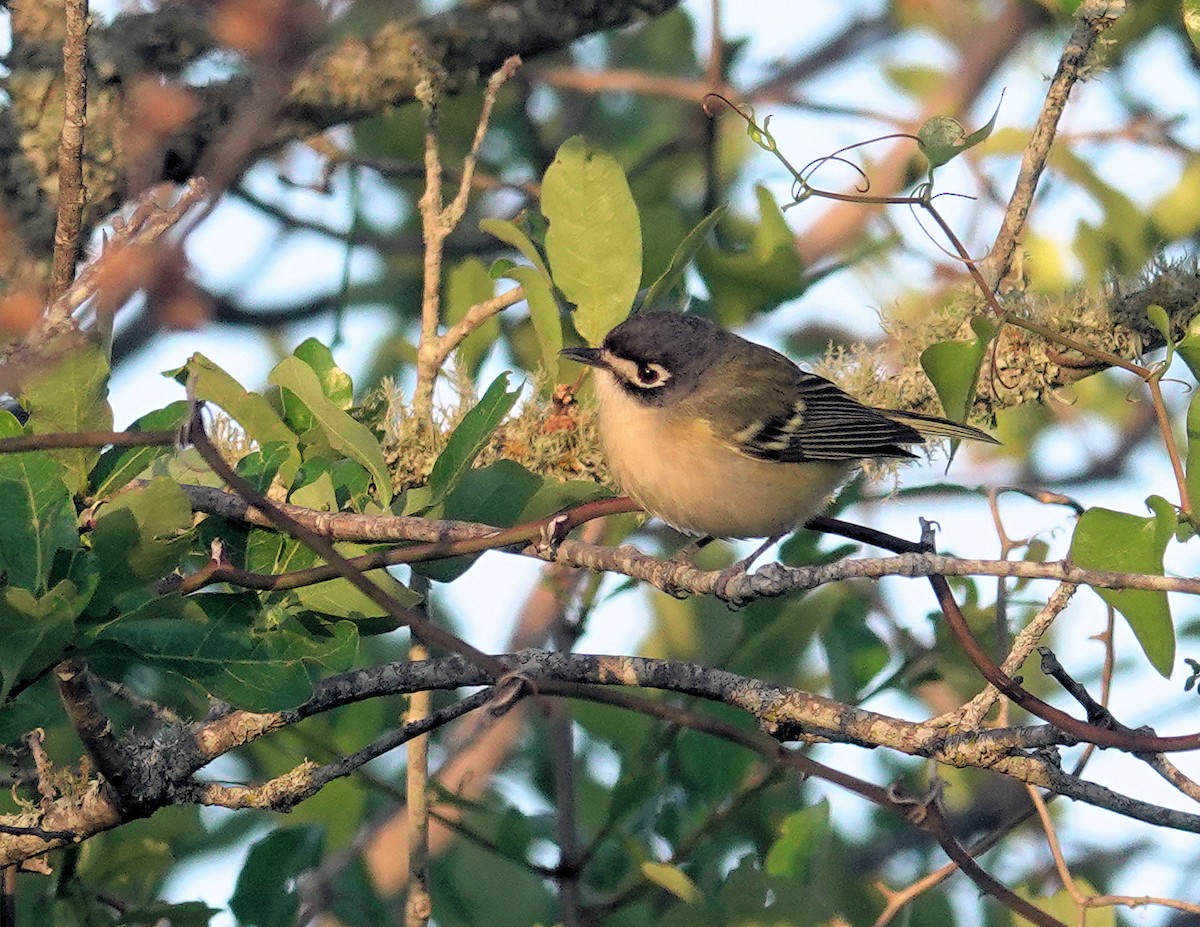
[635,362,669,386]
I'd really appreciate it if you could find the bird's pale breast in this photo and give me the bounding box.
[592,373,850,538]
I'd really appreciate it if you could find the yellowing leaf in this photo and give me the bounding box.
[642,862,702,903]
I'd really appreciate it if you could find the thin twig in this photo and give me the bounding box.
[940,582,1077,730]
[1039,647,1200,804]
[1085,895,1200,916]
[434,284,525,363]
[405,639,433,927]
[0,429,176,455]
[26,178,209,347]
[1026,786,1086,906]
[1147,373,1192,517]
[47,0,90,307]
[548,702,584,927]
[981,0,1126,287]
[810,515,1200,755]
[185,690,493,811]
[414,56,522,415]
[0,825,76,841]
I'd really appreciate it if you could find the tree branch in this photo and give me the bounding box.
[981,0,1125,286]
[46,0,89,307]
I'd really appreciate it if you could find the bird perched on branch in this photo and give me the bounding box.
[561,311,996,564]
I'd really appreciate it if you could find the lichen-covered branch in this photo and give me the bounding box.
[172,481,1200,602]
[9,643,1200,869]
[0,0,681,279]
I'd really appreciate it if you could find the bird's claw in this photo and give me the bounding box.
[714,559,753,607]
[537,513,572,557]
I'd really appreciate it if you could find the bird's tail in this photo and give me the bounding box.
[879,409,999,445]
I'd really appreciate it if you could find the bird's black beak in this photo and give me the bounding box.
[560,346,605,368]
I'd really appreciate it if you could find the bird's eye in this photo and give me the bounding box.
[636,362,666,386]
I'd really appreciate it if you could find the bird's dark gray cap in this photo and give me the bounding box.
[601,311,724,369]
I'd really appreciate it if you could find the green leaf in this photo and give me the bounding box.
[918,316,998,423]
[676,706,754,798]
[78,834,176,908]
[820,606,889,701]
[1068,496,1176,676]
[268,356,392,505]
[917,94,1002,173]
[245,528,305,577]
[243,528,420,627]
[641,205,727,310]
[180,354,301,484]
[765,799,831,880]
[0,580,90,701]
[231,826,324,927]
[90,401,188,498]
[283,542,422,625]
[1187,391,1200,519]
[642,862,702,904]
[412,460,543,582]
[489,256,517,278]
[695,185,806,325]
[117,903,219,927]
[1176,313,1200,379]
[292,338,354,409]
[1057,149,1151,279]
[422,373,521,509]
[542,136,643,345]
[0,682,62,745]
[446,257,500,375]
[0,439,81,594]
[94,596,358,711]
[330,458,374,511]
[1147,303,1172,344]
[90,476,193,610]
[326,858,391,927]
[482,216,563,380]
[519,478,610,521]
[604,763,663,827]
[480,216,549,276]
[289,467,338,511]
[237,440,294,495]
[1151,155,1200,238]
[506,265,562,381]
[1146,303,1175,368]
[21,336,113,494]
[884,64,947,97]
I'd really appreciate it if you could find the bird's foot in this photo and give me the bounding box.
[713,536,779,605]
[652,537,715,598]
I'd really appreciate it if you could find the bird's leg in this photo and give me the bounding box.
[714,535,780,603]
[656,536,716,599]
[667,534,716,565]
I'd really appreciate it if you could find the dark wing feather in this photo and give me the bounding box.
[684,332,996,462]
[687,339,924,462]
[744,372,923,461]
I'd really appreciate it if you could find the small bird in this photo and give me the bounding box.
[561,311,996,559]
